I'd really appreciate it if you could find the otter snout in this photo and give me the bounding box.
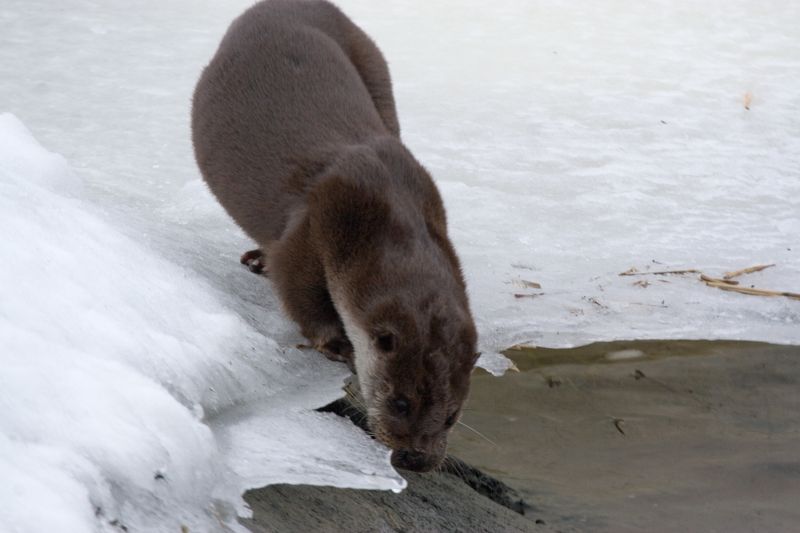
[390,448,442,472]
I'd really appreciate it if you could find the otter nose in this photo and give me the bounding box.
[391,449,435,472]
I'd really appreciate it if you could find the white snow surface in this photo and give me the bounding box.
[0,114,403,532]
[1,0,799,531]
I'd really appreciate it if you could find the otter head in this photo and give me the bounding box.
[350,299,478,473]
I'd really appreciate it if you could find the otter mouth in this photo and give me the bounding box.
[368,417,446,472]
[368,418,445,472]
[390,448,441,473]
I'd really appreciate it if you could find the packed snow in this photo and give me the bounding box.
[0,114,403,532]
[1,0,798,531]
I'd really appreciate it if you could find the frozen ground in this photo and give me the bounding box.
[1,0,798,531]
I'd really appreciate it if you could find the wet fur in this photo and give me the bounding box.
[192,0,477,471]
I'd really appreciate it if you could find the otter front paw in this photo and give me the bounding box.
[319,336,355,373]
[299,331,355,373]
[240,249,267,275]
[318,335,353,362]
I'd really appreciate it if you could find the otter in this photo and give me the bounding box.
[191,0,478,472]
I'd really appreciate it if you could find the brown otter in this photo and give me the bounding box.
[191,0,478,472]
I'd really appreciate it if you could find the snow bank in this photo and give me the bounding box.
[0,114,403,532]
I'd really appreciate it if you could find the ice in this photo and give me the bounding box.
[1,0,799,530]
[356,0,800,353]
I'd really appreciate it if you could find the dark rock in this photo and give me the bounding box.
[242,470,538,533]
[239,395,544,532]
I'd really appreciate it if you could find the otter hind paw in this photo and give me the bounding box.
[240,249,267,275]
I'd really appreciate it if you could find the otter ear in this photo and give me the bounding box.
[372,330,397,354]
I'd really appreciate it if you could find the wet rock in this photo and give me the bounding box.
[241,396,543,532]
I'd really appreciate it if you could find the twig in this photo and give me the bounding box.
[619,268,700,277]
[723,264,775,280]
[587,297,608,309]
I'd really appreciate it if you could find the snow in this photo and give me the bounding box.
[1,0,798,531]
[0,114,402,532]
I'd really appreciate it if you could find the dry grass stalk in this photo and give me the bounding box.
[699,274,739,286]
[722,264,775,280]
[704,280,800,301]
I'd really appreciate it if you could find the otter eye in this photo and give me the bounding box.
[375,332,396,353]
[390,396,410,416]
[444,412,457,428]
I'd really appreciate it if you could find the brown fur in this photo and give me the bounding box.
[192,0,477,472]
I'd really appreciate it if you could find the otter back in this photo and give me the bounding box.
[192,0,399,246]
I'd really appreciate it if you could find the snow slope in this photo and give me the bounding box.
[1,0,798,531]
[0,114,402,532]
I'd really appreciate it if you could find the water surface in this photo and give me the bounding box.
[449,340,800,532]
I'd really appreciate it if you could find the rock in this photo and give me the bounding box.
[241,395,545,532]
[242,469,538,533]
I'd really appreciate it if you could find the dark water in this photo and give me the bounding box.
[449,340,800,532]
